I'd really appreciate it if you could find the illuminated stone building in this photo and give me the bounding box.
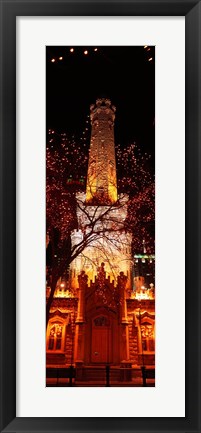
[46,99,155,383]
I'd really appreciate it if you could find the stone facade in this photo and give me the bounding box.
[46,267,155,372]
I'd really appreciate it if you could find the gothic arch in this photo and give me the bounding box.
[46,315,68,352]
[135,311,155,354]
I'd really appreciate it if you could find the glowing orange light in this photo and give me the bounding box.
[84,50,88,55]
[94,48,98,52]
[59,56,63,60]
[70,48,74,53]
[148,57,153,61]
[51,58,56,63]
[60,283,65,288]
[144,45,148,49]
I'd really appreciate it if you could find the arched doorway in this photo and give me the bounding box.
[91,315,111,363]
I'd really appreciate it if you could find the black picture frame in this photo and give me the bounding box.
[0,0,200,432]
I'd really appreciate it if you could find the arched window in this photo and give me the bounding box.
[94,316,110,327]
[47,323,64,351]
[140,321,155,352]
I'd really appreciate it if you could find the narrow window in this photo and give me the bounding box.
[47,323,63,351]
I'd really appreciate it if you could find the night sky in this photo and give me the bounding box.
[46,46,155,162]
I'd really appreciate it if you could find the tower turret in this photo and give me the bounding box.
[86,98,118,204]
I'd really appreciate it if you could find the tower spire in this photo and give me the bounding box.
[86,98,118,204]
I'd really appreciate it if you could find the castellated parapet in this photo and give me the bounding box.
[90,98,116,125]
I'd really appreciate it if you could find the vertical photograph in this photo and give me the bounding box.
[46,46,155,387]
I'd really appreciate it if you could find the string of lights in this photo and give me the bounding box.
[50,47,99,63]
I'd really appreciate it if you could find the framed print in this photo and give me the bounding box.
[0,0,201,432]
[18,17,185,418]
[45,45,156,388]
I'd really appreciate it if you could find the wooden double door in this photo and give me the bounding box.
[91,315,112,363]
[83,311,120,365]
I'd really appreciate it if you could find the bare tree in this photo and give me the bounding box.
[46,132,154,325]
